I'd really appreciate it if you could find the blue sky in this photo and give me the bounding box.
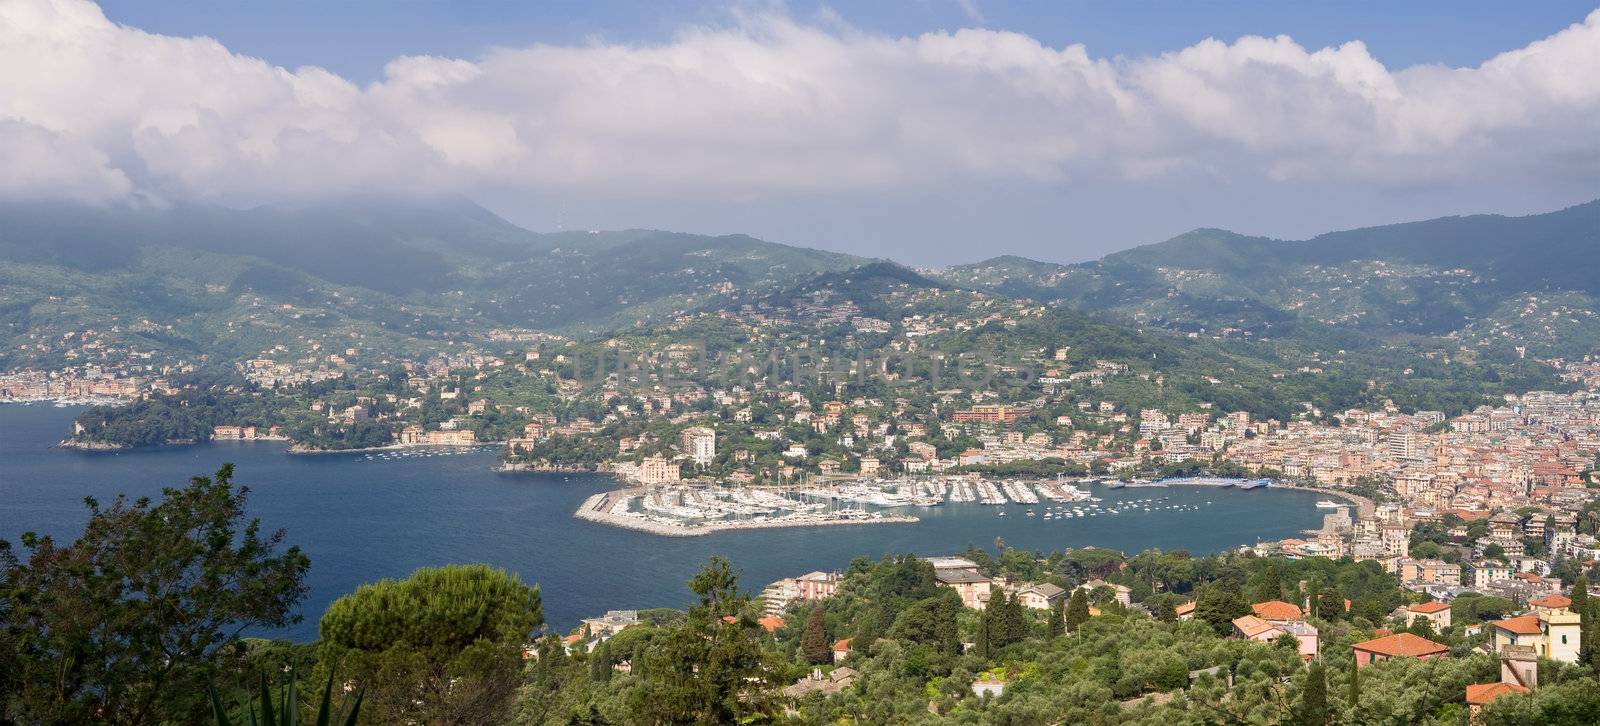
[8,1,1600,264]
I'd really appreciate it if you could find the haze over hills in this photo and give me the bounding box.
[0,196,1595,373]
[933,200,1600,355]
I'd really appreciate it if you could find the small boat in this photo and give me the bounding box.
[1316,500,1344,509]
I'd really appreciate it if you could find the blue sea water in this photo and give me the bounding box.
[0,404,1324,640]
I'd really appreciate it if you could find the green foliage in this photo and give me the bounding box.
[208,668,362,726]
[801,606,830,665]
[1064,589,1091,633]
[1195,583,1249,636]
[1292,659,1330,726]
[317,564,543,724]
[629,556,782,724]
[1478,675,1600,725]
[0,465,309,725]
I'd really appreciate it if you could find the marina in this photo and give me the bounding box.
[569,475,1235,535]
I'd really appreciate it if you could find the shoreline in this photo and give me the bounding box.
[573,490,920,537]
[1266,482,1375,519]
[496,461,605,474]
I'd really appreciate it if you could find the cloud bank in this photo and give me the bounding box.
[1,0,1597,207]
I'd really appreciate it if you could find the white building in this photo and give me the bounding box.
[680,426,716,466]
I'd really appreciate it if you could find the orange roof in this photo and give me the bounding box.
[1408,601,1452,614]
[1491,615,1542,636]
[1530,594,1572,608]
[562,633,584,645]
[833,638,851,651]
[1352,632,1450,658]
[1251,600,1304,621]
[1466,682,1528,705]
[758,615,785,633]
[1232,615,1280,638]
[722,615,738,624]
[1175,601,1196,615]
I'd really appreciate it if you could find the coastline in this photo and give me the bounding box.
[573,490,920,537]
[1267,482,1375,519]
[497,461,605,474]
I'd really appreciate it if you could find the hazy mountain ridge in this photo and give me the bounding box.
[934,200,1600,349]
[0,198,869,368]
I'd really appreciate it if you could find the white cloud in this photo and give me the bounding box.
[0,0,1595,206]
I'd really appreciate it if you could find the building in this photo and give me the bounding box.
[796,571,841,601]
[1352,633,1450,668]
[1466,560,1516,589]
[1405,601,1453,631]
[1231,615,1282,643]
[952,404,1031,425]
[1251,600,1304,621]
[1015,583,1066,610]
[638,454,681,485]
[680,426,716,466]
[1490,608,1581,664]
[580,610,640,638]
[1465,682,1529,719]
[936,568,996,610]
[1075,579,1132,606]
[971,674,1008,698]
[1400,559,1461,585]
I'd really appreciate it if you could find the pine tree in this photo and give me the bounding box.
[1047,599,1065,636]
[801,607,830,665]
[1195,584,1247,636]
[999,592,1027,646]
[1348,661,1360,714]
[1064,589,1091,632]
[1293,660,1330,726]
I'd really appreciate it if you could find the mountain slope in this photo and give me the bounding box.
[0,198,869,368]
[935,200,1599,351]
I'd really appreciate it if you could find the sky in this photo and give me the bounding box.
[3,0,1598,265]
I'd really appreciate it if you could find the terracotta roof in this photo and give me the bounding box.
[1252,600,1304,621]
[1408,601,1452,614]
[1491,615,1543,636]
[1232,615,1280,639]
[1530,594,1572,608]
[1352,632,1450,658]
[1465,682,1529,705]
[833,638,851,652]
[758,615,786,633]
[1175,601,1196,615]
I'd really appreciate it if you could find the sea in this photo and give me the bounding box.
[0,404,1324,641]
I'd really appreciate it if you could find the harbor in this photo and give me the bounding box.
[568,475,1249,535]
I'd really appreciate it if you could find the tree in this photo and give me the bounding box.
[0,465,309,725]
[1047,599,1065,636]
[1292,660,1331,726]
[1064,589,1092,632]
[317,564,542,725]
[801,607,830,665]
[632,557,781,724]
[1195,584,1248,636]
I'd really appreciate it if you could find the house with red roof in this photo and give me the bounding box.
[1250,600,1304,621]
[1352,632,1450,668]
[832,638,852,663]
[1465,682,1528,719]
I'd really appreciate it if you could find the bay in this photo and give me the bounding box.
[0,404,1325,641]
